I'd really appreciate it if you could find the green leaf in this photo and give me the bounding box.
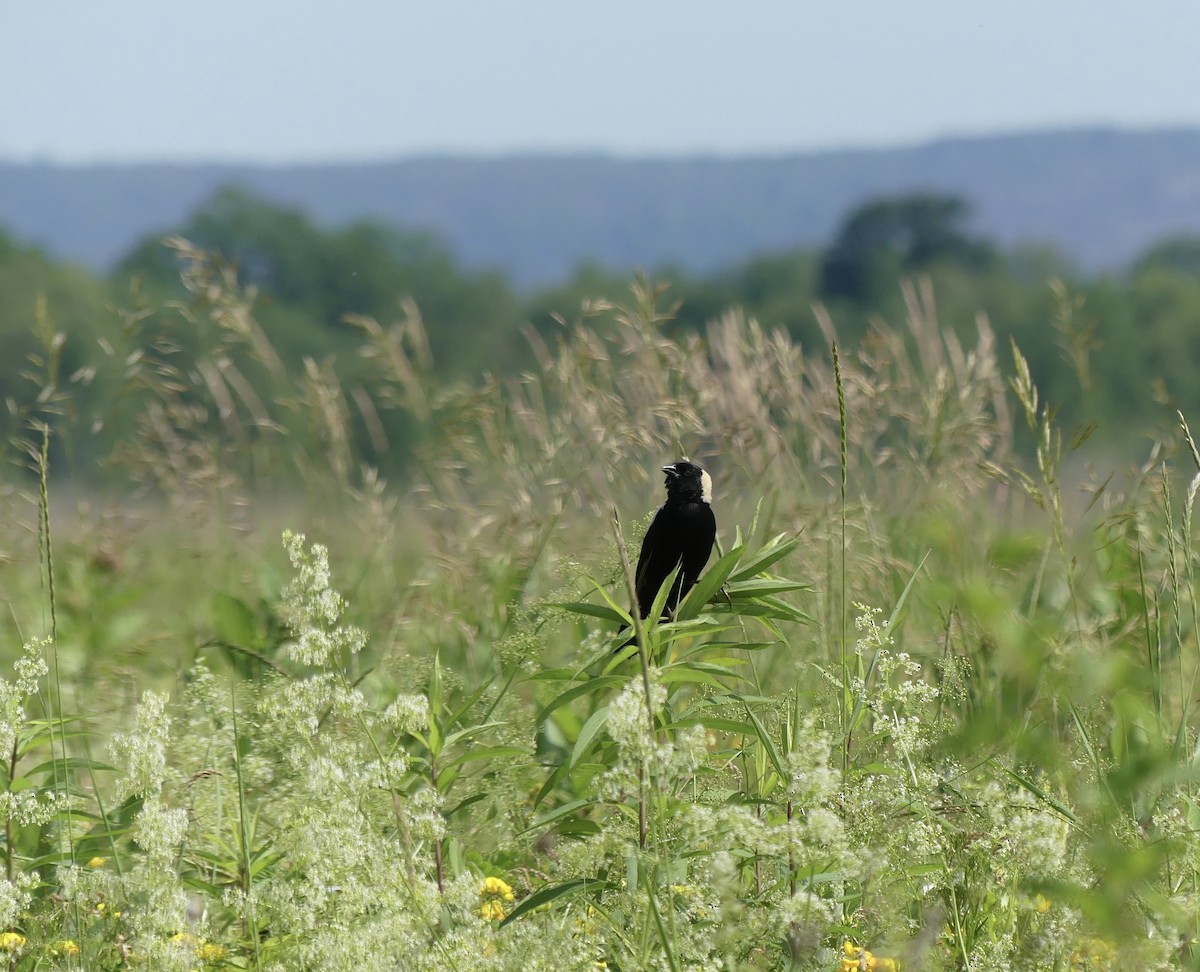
[211,592,260,648]
[501,877,616,926]
[528,798,595,831]
[25,757,118,777]
[666,716,756,735]
[554,818,602,836]
[524,667,582,682]
[555,601,630,625]
[726,578,811,597]
[658,667,731,690]
[675,545,746,622]
[886,550,929,631]
[570,706,611,768]
[996,762,1083,828]
[532,760,570,810]
[743,703,788,781]
[729,535,800,582]
[441,745,532,772]
[711,597,811,623]
[441,721,506,750]
[648,564,684,622]
[680,640,778,654]
[536,677,625,725]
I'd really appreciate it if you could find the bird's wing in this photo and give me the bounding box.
[679,504,718,585]
[635,506,670,612]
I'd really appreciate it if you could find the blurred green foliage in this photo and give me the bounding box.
[2,187,1199,482]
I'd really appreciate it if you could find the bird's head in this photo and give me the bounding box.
[662,459,712,503]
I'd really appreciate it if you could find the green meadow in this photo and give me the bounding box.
[1,259,1198,971]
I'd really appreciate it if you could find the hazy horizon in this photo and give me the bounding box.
[2,122,1196,169]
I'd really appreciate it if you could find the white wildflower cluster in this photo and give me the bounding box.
[0,873,35,933]
[775,889,841,963]
[360,755,410,790]
[935,652,972,703]
[0,788,70,828]
[0,638,49,758]
[110,690,174,802]
[887,712,927,759]
[384,692,431,733]
[216,531,453,967]
[256,676,325,741]
[853,604,892,656]
[1151,803,1187,838]
[986,784,1070,883]
[257,675,373,754]
[56,860,117,920]
[111,692,191,957]
[850,604,940,762]
[681,792,855,886]
[606,672,666,760]
[968,934,1017,972]
[281,531,368,667]
[597,674,706,813]
[406,784,446,842]
[784,717,840,806]
[785,805,855,873]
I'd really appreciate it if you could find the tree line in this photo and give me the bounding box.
[2,184,1198,481]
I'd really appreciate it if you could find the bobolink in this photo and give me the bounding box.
[634,459,717,619]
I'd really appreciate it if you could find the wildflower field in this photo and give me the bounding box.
[1,261,1199,970]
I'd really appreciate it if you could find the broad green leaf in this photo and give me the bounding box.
[675,545,746,622]
[743,704,788,781]
[501,877,615,926]
[441,745,532,772]
[570,706,611,768]
[536,677,625,725]
[666,716,757,736]
[529,798,595,830]
[211,592,260,647]
[658,668,730,691]
[729,535,800,582]
[727,578,811,597]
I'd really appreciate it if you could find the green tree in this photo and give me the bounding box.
[115,186,523,377]
[1132,235,1200,277]
[819,193,995,302]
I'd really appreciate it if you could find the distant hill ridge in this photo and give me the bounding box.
[3,127,1200,286]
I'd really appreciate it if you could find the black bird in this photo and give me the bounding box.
[634,460,717,620]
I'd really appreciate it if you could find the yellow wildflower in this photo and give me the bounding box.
[50,939,81,957]
[480,899,506,922]
[478,874,518,920]
[0,932,26,951]
[841,940,898,971]
[195,941,228,961]
[87,856,107,867]
[481,876,515,901]
[1070,937,1117,970]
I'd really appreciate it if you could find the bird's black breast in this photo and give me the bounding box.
[634,498,717,618]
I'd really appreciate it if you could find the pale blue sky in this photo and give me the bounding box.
[2,1,1198,162]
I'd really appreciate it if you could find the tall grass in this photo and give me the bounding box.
[0,251,1195,968]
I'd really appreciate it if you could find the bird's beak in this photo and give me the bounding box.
[661,464,677,477]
